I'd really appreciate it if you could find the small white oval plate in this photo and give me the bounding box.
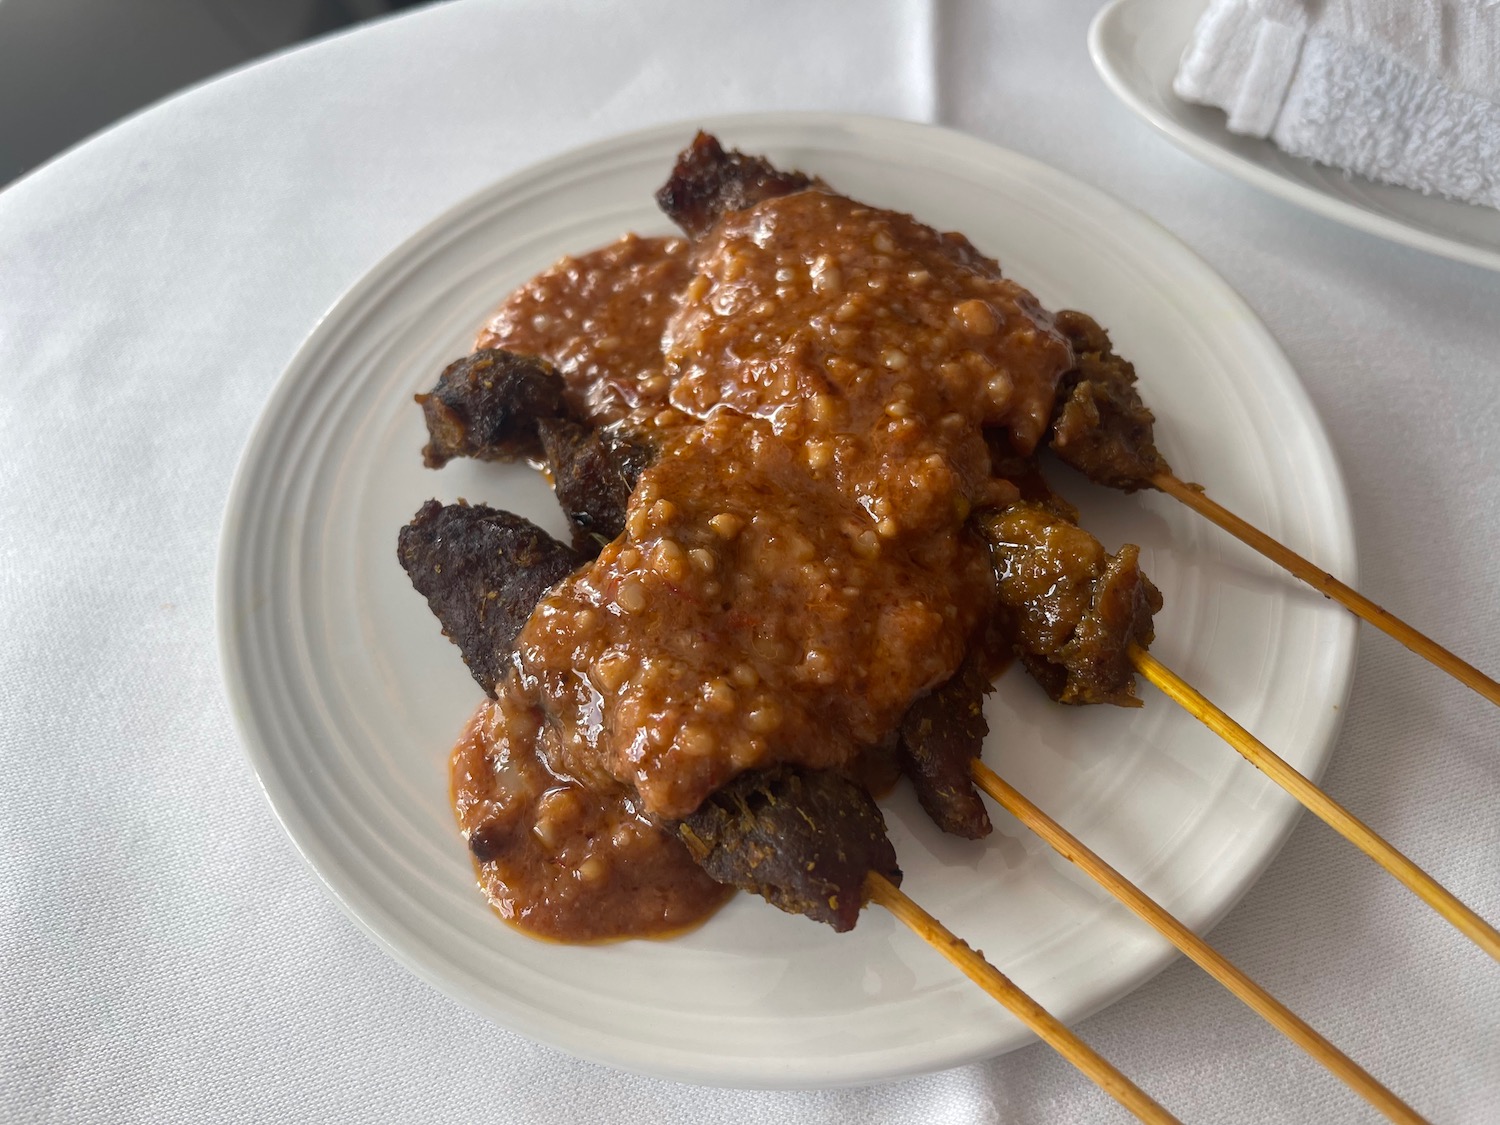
[1090,0,1500,274]
[217,113,1356,1088]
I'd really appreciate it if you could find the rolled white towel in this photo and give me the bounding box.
[1174,0,1500,210]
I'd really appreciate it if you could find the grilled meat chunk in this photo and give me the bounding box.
[403,500,898,932]
[897,654,994,839]
[537,418,652,553]
[397,500,582,697]
[419,139,1173,941]
[675,765,901,932]
[416,349,565,468]
[1049,311,1170,493]
[656,131,816,240]
[976,502,1162,706]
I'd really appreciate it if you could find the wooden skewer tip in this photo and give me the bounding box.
[1129,644,1500,965]
[1151,472,1500,707]
[968,761,1429,1125]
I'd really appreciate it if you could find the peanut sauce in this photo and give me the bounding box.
[476,233,692,427]
[452,190,1073,941]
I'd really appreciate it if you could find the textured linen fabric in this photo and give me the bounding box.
[2,2,1498,1122]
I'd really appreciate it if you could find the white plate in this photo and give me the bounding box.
[1090,0,1500,274]
[216,113,1356,1088]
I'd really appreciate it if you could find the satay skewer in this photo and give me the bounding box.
[968,762,1429,1125]
[1150,473,1500,707]
[1129,645,1500,964]
[865,873,1181,1125]
[681,770,1178,1122]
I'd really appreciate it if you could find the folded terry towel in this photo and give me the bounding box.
[1174,0,1500,210]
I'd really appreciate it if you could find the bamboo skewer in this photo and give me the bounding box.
[969,761,1428,1125]
[1130,644,1500,963]
[864,872,1181,1125]
[1151,472,1500,707]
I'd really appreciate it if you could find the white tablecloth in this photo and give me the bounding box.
[3,2,1497,1121]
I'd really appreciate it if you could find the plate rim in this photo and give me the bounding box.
[1088,0,1500,275]
[216,110,1358,1088]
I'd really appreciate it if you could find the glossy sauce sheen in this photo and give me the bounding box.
[453,191,1074,940]
[453,689,730,942]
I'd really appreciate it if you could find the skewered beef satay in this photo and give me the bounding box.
[656,131,818,240]
[661,135,1163,500]
[1046,311,1169,493]
[413,349,996,849]
[405,483,993,867]
[399,496,901,933]
[411,134,1132,944]
[413,350,999,844]
[897,652,994,839]
[675,765,902,932]
[415,349,567,468]
[395,501,969,930]
[393,138,1482,1118]
[408,137,1069,861]
[1045,303,1500,713]
[655,140,1161,720]
[975,500,1162,708]
[986,424,1164,708]
[655,130,1009,861]
[683,760,1177,1125]
[413,346,1002,845]
[397,500,583,698]
[536,417,652,551]
[397,501,900,936]
[407,346,914,934]
[669,134,1167,503]
[411,344,653,552]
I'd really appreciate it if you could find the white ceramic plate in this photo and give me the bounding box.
[1090,0,1500,274]
[217,113,1356,1088]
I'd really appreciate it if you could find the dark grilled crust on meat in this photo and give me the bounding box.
[397,500,582,697]
[1049,310,1170,493]
[416,349,566,468]
[977,501,1161,707]
[674,765,901,932]
[655,131,817,240]
[537,418,652,553]
[897,655,994,839]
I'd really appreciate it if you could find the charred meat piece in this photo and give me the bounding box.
[397,500,582,697]
[675,765,901,932]
[898,655,993,839]
[976,502,1162,706]
[416,349,565,468]
[656,131,816,240]
[1048,310,1170,493]
[537,418,652,553]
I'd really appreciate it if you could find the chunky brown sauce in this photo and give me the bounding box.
[453,685,730,942]
[476,234,691,427]
[452,188,1073,941]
